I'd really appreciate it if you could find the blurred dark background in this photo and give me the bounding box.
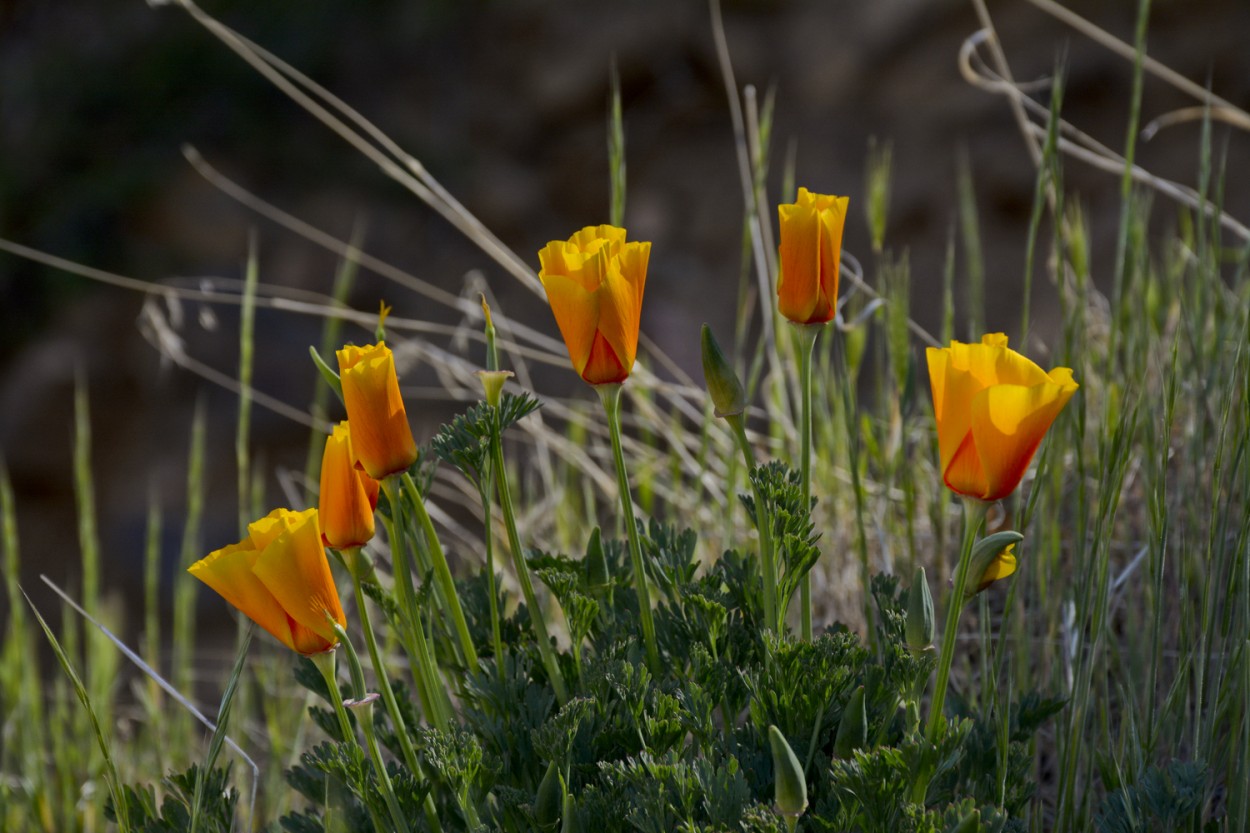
[1,0,1248,635]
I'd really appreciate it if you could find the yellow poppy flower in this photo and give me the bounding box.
[777,188,849,325]
[319,421,379,550]
[538,224,650,386]
[336,342,419,480]
[927,333,1078,501]
[188,508,346,655]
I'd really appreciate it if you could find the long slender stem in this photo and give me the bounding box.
[325,632,413,833]
[478,482,505,676]
[343,550,445,833]
[402,472,479,671]
[380,477,451,727]
[598,383,661,673]
[793,323,822,641]
[488,411,569,703]
[925,499,988,742]
[311,648,389,833]
[345,548,421,769]
[728,414,777,633]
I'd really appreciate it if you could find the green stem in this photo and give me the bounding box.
[478,482,505,677]
[488,410,569,703]
[728,414,777,633]
[311,649,356,744]
[925,498,988,742]
[381,477,452,728]
[344,550,445,833]
[598,383,661,674]
[793,323,822,641]
[402,472,479,671]
[346,548,422,769]
[328,629,414,833]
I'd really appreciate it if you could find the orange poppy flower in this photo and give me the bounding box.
[188,508,346,655]
[538,225,650,385]
[336,342,419,480]
[927,333,1078,501]
[319,421,379,550]
[777,188,849,324]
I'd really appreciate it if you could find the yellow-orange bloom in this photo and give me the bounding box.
[188,508,346,655]
[927,333,1078,501]
[777,188,849,324]
[319,421,379,550]
[336,342,419,480]
[538,225,650,386]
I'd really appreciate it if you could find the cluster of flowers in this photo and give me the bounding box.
[186,185,1078,664]
[188,342,416,655]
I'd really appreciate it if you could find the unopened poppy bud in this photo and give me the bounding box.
[584,526,610,589]
[905,566,935,651]
[560,788,580,833]
[535,761,562,830]
[477,370,514,409]
[905,699,921,734]
[768,725,808,819]
[481,293,500,372]
[965,531,1023,602]
[833,686,868,759]
[375,301,392,343]
[700,324,746,418]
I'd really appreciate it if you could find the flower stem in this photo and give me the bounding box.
[487,407,568,703]
[597,383,661,674]
[310,649,390,833]
[793,323,822,641]
[310,649,355,743]
[328,626,414,833]
[478,481,505,677]
[345,548,421,768]
[381,476,452,728]
[727,413,777,633]
[925,498,988,742]
[342,551,445,833]
[402,472,479,671]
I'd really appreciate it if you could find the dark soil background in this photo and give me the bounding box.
[1,0,1248,637]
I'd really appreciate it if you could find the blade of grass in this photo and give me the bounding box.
[40,574,260,831]
[22,588,129,832]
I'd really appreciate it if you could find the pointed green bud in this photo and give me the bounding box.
[905,699,921,735]
[965,530,1023,603]
[701,324,747,418]
[584,526,610,589]
[535,761,562,830]
[768,725,807,818]
[560,785,580,833]
[833,686,868,759]
[375,300,391,343]
[481,293,500,372]
[905,566,935,652]
[477,369,514,409]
